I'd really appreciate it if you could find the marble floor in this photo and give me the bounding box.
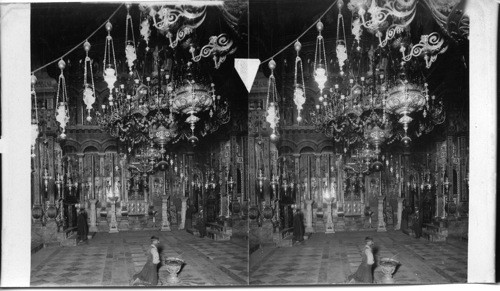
[250,231,468,285]
[31,230,248,287]
[31,229,467,286]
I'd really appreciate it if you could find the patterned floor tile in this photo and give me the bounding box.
[31,230,248,287]
[250,231,467,285]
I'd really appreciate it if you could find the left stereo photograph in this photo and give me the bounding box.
[30,2,250,287]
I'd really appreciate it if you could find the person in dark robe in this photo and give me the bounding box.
[76,208,89,244]
[413,207,423,239]
[401,205,409,234]
[185,204,193,230]
[292,207,305,244]
[131,236,161,286]
[347,237,375,284]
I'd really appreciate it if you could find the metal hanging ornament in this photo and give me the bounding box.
[103,21,118,102]
[336,2,348,75]
[293,41,306,123]
[31,74,39,157]
[313,20,328,94]
[55,59,70,139]
[125,4,138,74]
[83,40,96,122]
[266,60,280,141]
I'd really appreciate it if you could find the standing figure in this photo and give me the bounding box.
[347,237,375,284]
[76,207,89,244]
[185,204,193,230]
[413,207,423,239]
[292,207,305,244]
[131,236,161,286]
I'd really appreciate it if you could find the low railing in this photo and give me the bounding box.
[280,227,294,240]
[205,222,227,241]
[206,222,224,232]
[273,227,294,247]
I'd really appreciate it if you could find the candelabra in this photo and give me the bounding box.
[55,172,63,199]
[443,172,451,195]
[270,174,279,200]
[227,174,235,195]
[205,168,217,190]
[256,169,266,194]
[42,167,52,193]
[84,180,92,202]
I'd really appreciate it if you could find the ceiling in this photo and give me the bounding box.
[31,1,469,142]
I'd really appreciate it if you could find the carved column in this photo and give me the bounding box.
[219,193,224,218]
[179,197,188,230]
[108,199,119,233]
[377,196,387,232]
[98,153,105,202]
[226,194,231,219]
[293,154,300,206]
[32,144,43,223]
[77,153,84,202]
[45,138,57,223]
[396,197,405,230]
[161,196,171,231]
[143,174,149,204]
[90,154,96,200]
[315,153,321,203]
[305,199,314,233]
[89,199,98,232]
[325,201,335,233]
[248,136,256,205]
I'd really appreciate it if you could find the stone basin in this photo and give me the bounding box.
[164,257,185,284]
[379,258,400,284]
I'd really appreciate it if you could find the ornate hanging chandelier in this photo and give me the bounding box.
[92,4,233,169]
[307,3,445,158]
[95,54,230,153]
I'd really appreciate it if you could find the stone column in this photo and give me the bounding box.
[108,199,119,233]
[325,201,335,233]
[377,196,387,232]
[293,154,300,205]
[441,196,447,219]
[77,153,84,202]
[32,144,43,224]
[179,197,188,230]
[305,199,314,233]
[89,199,98,232]
[226,194,231,219]
[98,153,105,202]
[435,193,441,218]
[161,196,171,231]
[315,153,321,202]
[396,197,404,230]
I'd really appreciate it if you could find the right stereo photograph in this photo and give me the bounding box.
[247,0,469,285]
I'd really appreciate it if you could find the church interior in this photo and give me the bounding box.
[247,0,469,284]
[30,2,249,286]
[26,0,477,287]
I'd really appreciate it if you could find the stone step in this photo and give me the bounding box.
[61,234,78,247]
[186,227,201,237]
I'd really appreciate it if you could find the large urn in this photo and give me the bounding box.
[379,258,400,284]
[230,200,241,214]
[248,206,259,220]
[262,205,273,220]
[164,257,184,284]
[32,204,43,220]
[46,204,58,220]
